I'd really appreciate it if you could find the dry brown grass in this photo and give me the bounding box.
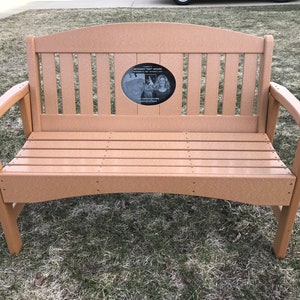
[0,6,299,299]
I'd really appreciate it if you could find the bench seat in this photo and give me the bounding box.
[1,131,295,206]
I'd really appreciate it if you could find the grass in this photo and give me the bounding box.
[0,5,300,299]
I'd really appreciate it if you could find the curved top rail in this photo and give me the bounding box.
[32,22,266,54]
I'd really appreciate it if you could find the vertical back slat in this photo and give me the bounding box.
[78,54,93,114]
[240,54,258,115]
[96,54,111,115]
[159,54,183,115]
[204,54,220,115]
[114,54,138,115]
[222,54,239,115]
[60,53,76,114]
[137,54,160,115]
[186,54,202,115]
[257,35,274,132]
[26,36,42,131]
[41,53,58,114]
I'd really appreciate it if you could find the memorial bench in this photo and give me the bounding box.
[0,23,299,258]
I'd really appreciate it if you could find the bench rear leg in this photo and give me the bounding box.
[0,192,23,255]
[273,191,300,258]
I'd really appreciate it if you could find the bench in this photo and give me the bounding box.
[0,22,299,258]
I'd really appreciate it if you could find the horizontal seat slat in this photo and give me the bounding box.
[28,132,269,142]
[9,158,285,168]
[17,149,280,160]
[4,165,291,176]
[29,132,271,142]
[23,140,274,151]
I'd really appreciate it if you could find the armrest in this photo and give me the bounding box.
[270,82,300,126]
[0,81,30,118]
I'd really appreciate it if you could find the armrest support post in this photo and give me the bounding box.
[19,92,33,138]
[266,94,280,142]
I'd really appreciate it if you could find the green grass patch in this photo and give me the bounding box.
[0,6,300,299]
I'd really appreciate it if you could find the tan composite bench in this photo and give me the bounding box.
[0,23,299,258]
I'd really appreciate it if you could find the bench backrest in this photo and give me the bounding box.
[26,22,274,133]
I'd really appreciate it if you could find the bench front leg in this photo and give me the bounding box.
[273,175,300,258]
[0,191,23,255]
[273,201,300,258]
[273,140,300,258]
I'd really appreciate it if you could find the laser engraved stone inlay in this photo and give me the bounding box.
[121,63,176,105]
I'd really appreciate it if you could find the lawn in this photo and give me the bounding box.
[0,6,300,299]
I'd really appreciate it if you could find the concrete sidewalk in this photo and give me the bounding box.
[1,0,299,19]
[0,0,166,19]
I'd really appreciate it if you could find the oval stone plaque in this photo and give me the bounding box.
[121,63,176,105]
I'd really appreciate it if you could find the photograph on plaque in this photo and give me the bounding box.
[121,63,176,105]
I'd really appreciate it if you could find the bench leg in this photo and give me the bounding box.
[0,191,23,255]
[272,191,300,258]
